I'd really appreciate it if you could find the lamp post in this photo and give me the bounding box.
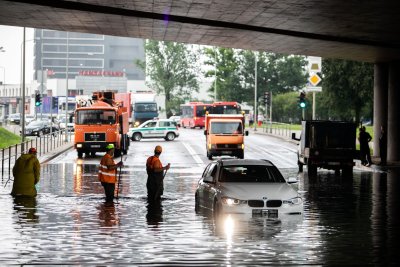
[21,27,26,149]
[64,31,69,142]
[254,51,258,131]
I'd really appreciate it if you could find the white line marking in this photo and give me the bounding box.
[182,142,204,165]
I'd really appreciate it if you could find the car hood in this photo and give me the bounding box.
[218,183,298,200]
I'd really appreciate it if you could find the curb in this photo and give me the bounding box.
[39,143,74,164]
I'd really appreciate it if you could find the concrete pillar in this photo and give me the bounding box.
[373,63,388,157]
[387,62,400,162]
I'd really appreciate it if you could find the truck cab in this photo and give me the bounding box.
[292,120,356,176]
[204,114,249,160]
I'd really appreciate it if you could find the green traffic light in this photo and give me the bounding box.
[299,102,306,108]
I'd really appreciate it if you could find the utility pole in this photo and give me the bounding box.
[254,51,257,131]
[64,31,69,142]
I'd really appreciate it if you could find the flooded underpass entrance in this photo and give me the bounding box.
[1,163,400,265]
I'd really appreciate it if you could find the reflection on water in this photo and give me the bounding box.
[0,164,400,265]
[13,196,38,223]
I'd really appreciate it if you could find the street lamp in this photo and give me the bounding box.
[254,51,258,131]
[65,31,69,142]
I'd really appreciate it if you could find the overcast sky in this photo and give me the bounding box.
[0,25,34,84]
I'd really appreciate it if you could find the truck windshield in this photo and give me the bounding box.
[135,103,157,112]
[210,122,242,134]
[76,110,116,125]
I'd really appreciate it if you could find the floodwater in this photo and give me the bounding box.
[1,163,399,265]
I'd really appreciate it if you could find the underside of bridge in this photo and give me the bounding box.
[1,0,400,63]
[1,0,400,161]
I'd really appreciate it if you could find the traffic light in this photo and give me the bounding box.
[52,97,58,109]
[264,91,270,105]
[298,91,306,108]
[35,93,42,106]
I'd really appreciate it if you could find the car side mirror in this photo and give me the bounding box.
[292,133,300,141]
[245,130,249,136]
[204,130,207,135]
[287,177,298,184]
[203,176,215,183]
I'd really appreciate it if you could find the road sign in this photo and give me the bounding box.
[308,74,321,86]
[304,86,322,92]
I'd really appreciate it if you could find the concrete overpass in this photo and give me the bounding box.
[0,0,399,162]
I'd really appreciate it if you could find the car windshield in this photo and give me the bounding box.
[210,122,242,134]
[219,165,286,183]
[76,110,116,124]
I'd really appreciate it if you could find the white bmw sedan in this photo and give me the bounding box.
[195,159,303,218]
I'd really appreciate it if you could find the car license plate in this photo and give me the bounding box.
[91,145,101,148]
[252,209,278,218]
[222,151,232,155]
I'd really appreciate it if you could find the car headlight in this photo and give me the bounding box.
[221,196,247,205]
[283,197,303,205]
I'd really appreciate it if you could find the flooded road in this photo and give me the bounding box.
[1,161,400,265]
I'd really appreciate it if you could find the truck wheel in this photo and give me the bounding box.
[114,149,121,157]
[77,151,83,158]
[90,152,96,157]
[207,151,213,160]
[342,166,353,177]
[165,132,176,141]
[307,162,317,177]
[298,161,303,172]
[132,133,142,141]
[237,151,244,159]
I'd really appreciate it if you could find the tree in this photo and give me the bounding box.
[238,51,308,105]
[203,47,245,101]
[136,40,200,117]
[320,59,373,124]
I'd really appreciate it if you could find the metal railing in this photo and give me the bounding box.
[262,122,300,139]
[1,129,71,180]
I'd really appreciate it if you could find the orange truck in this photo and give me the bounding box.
[204,114,249,160]
[74,91,130,158]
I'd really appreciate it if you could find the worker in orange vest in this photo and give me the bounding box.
[146,145,170,202]
[98,144,123,202]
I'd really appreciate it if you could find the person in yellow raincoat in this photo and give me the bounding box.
[11,147,40,197]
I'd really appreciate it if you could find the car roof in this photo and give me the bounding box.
[215,159,275,166]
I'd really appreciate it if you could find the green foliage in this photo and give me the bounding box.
[0,127,21,148]
[203,49,308,108]
[203,47,244,101]
[272,92,310,123]
[318,59,373,123]
[136,40,200,117]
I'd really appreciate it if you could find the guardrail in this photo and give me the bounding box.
[1,129,71,180]
[260,122,300,139]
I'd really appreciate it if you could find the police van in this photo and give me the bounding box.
[128,118,179,141]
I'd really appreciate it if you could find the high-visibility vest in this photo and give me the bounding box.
[98,154,117,183]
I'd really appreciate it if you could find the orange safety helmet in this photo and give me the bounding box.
[28,147,37,154]
[154,145,162,153]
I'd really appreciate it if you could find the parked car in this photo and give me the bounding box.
[169,115,181,127]
[128,119,179,141]
[59,116,75,132]
[7,113,21,124]
[23,120,59,136]
[195,159,303,218]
